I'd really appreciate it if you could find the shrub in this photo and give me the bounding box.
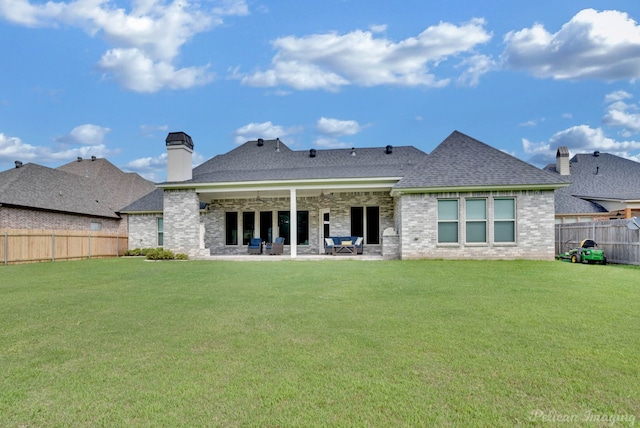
[127,248,188,260]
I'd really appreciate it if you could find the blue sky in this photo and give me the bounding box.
[2,0,640,181]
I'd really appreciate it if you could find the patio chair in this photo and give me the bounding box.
[266,237,285,255]
[248,238,262,254]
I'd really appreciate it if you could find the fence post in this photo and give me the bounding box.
[116,234,119,258]
[52,231,55,262]
[88,233,91,259]
[3,231,7,265]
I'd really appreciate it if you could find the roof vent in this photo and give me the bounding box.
[310,149,317,158]
[593,151,600,157]
[91,156,96,161]
[77,157,82,162]
[385,145,393,154]
[15,160,22,168]
[257,138,264,147]
[350,147,356,156]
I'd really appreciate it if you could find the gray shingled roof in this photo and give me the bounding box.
[394,131,568,189]
[185,139,429,183]
[120,188,164,213]
[0,159,156,218]
[544,152,640,214]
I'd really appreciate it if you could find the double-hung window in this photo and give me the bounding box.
[494,198,516,242]
[437,200,458,243]
[157,218,164,246]
[466,199,487,243]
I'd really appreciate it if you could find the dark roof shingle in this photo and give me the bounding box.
[395,131,568,189]
[544,152,640,214]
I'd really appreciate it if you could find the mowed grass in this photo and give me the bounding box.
[1,258,639,427]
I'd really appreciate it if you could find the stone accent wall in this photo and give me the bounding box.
[163,189,201,256]
[398,190,556,260]
[202,191,394,256]
[127,213,161,249]
[0,206,125,234]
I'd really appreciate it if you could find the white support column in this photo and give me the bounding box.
[290,188,297,258]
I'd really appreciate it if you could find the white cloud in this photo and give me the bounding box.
[0,133,39,162]
[523,124,640,165]
[139,124,169,137]
[604,90,632,104]
[502,9,640,81]
[123,150,205,181]
[370,24,387,34]
[123,152,166,181]
[602,92,640,137]
[56,123,111,145]
[313,137,349,149]
[0,0,249,92]
[316,117,362,137]
[456,54,496,87]
[98,48,213,93]
[237,18,492,91]
[232,121,302,145]
[0,129,115,169]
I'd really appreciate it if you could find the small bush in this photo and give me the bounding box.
[127,248,188,260]
[125,248,157,257]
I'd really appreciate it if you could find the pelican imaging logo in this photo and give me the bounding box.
[529,409,636,425]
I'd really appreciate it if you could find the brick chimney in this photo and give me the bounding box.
[166,132,193,181]
[556,146,570,175]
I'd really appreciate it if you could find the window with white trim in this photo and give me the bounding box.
[465,199,487,243]
[157,218,164,246]
[494,198,515,242]
[437,200,458,243]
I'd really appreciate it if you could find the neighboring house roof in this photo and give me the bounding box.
[57,157,156,213]
[393,131,568,191]
[544,152,640,214]
[0,158,156,218]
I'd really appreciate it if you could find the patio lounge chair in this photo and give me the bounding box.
[248,238,262,254]
[266,237,285,255]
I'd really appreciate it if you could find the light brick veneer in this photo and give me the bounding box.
[398,190,556,260]
[0,206,126,234]
[163,189,201,256]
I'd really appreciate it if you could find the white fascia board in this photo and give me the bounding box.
[390,183,568,196]
[159,177,402,192]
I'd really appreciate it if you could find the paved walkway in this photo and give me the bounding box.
[194,254,384,262]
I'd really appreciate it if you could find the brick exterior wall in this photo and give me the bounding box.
[130,189,556,260]
[201,191,394,256]
[127,213,162,249]
[0,206,126,234]
[398,190,556,260]
[163,189,201,256]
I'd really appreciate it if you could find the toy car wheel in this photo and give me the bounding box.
[570,254,580,263]
[602,257,607,265]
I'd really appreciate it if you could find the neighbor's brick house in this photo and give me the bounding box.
[0,157,155,234]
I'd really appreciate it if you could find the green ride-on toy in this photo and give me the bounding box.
[557,239,607,265]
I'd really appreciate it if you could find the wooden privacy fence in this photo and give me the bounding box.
[1,229,128,265]
[555,219,640,265]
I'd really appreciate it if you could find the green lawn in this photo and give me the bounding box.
[1,258,639,427]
